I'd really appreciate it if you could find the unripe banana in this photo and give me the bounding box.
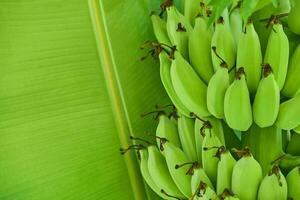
[189,17,214,84]
[257,165,287,200]
[202,131,222,186]
[156,114,181,150]
[232,148,263,200]
[236,23,262,95]
[253,64,280,128]
[264,23,289,90]
[194,116,225,163]
[216,147,237,195]
[288,0,300,35]
[211,17,236,72]
[170,52,210,117]
[286,132,300,156]
[191,181,217,200]
[241,124,283,175]
[139,149,166,199]
[163,142,192,197]
[184,0,201,25]
[178,114,198,161]
[219,189,240,200]
[230,8,243,47]
[147,146,185,198]
[207,66,230,119]
[166,6,192,60]
[159,51,191,117]
[151,14,171,46]
[286,166,300,200]
[282,44,300,97]
[276,94,300,130]
[191,165,214,193]
[224,68,253,131]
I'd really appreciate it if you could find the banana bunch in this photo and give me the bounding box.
[123,0,300,199]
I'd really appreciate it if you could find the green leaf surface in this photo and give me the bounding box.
[0,0,152,199]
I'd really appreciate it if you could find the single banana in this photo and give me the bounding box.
[236,22,262,95]
[232,148,263,200]
[211,17,236,72]
[276,94,300,130]
[230,7,243,48]
[156,114,181,150]
[170,52,210,117]
[191,181,217,200]
[189,17,214,84]
[166,6,192,60]
[151,14,171,46]
[139,149,167,199]
[207,66,230,119]
[286,166,300,200]
[159,51,191,117]
[219,189,240,200]
[288,0,300,35]
[241,124,283,175]
[282,44,300,97]
[264,22,289,90]
[216,146,237,195]
[162,142,192,197]
[286,132,300,156]
[257,165,287,200]
[184,0,201,25]
[194,116,225,163]
[202,130,222,186]
[178,114,198,161]
[147,146,185,198]
[253,64,280,128]
[224,68,253,131]
[191,166,214,193]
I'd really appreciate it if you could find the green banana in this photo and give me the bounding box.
[191,166,214,193]
[282,44,300,98]
[286,166,300,200]
[151,14,171,46]
[222,121,242,152]
[207,66,230,119]
[170,52,210,117]
[286,132,300,156]
[276,94,300,130]
[236,22,262,95]
[184,0,201,25]
[216,146,237,195]
[166,6,192,60]
[224,68,253,131]
[191,181,217,200]
[139,149,167,199]
[147,146,185,198]
[194,116,225,163]
[219,189,240,200]
[230,8,243,48]
[211,17,236,72]
[232,148,263,200]
[178,114,198,161]
[163,142,192,197]
[252,64,280,128]
[156,114,181,150]
[264,23,289,90]
[189,17,214,84]
[202,131,222,186]
[241,124,283,175]
[257,165,287,200]
[288,0,300,35]
[159,51,191,117]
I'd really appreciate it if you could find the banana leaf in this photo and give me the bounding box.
[0,0,164,199]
